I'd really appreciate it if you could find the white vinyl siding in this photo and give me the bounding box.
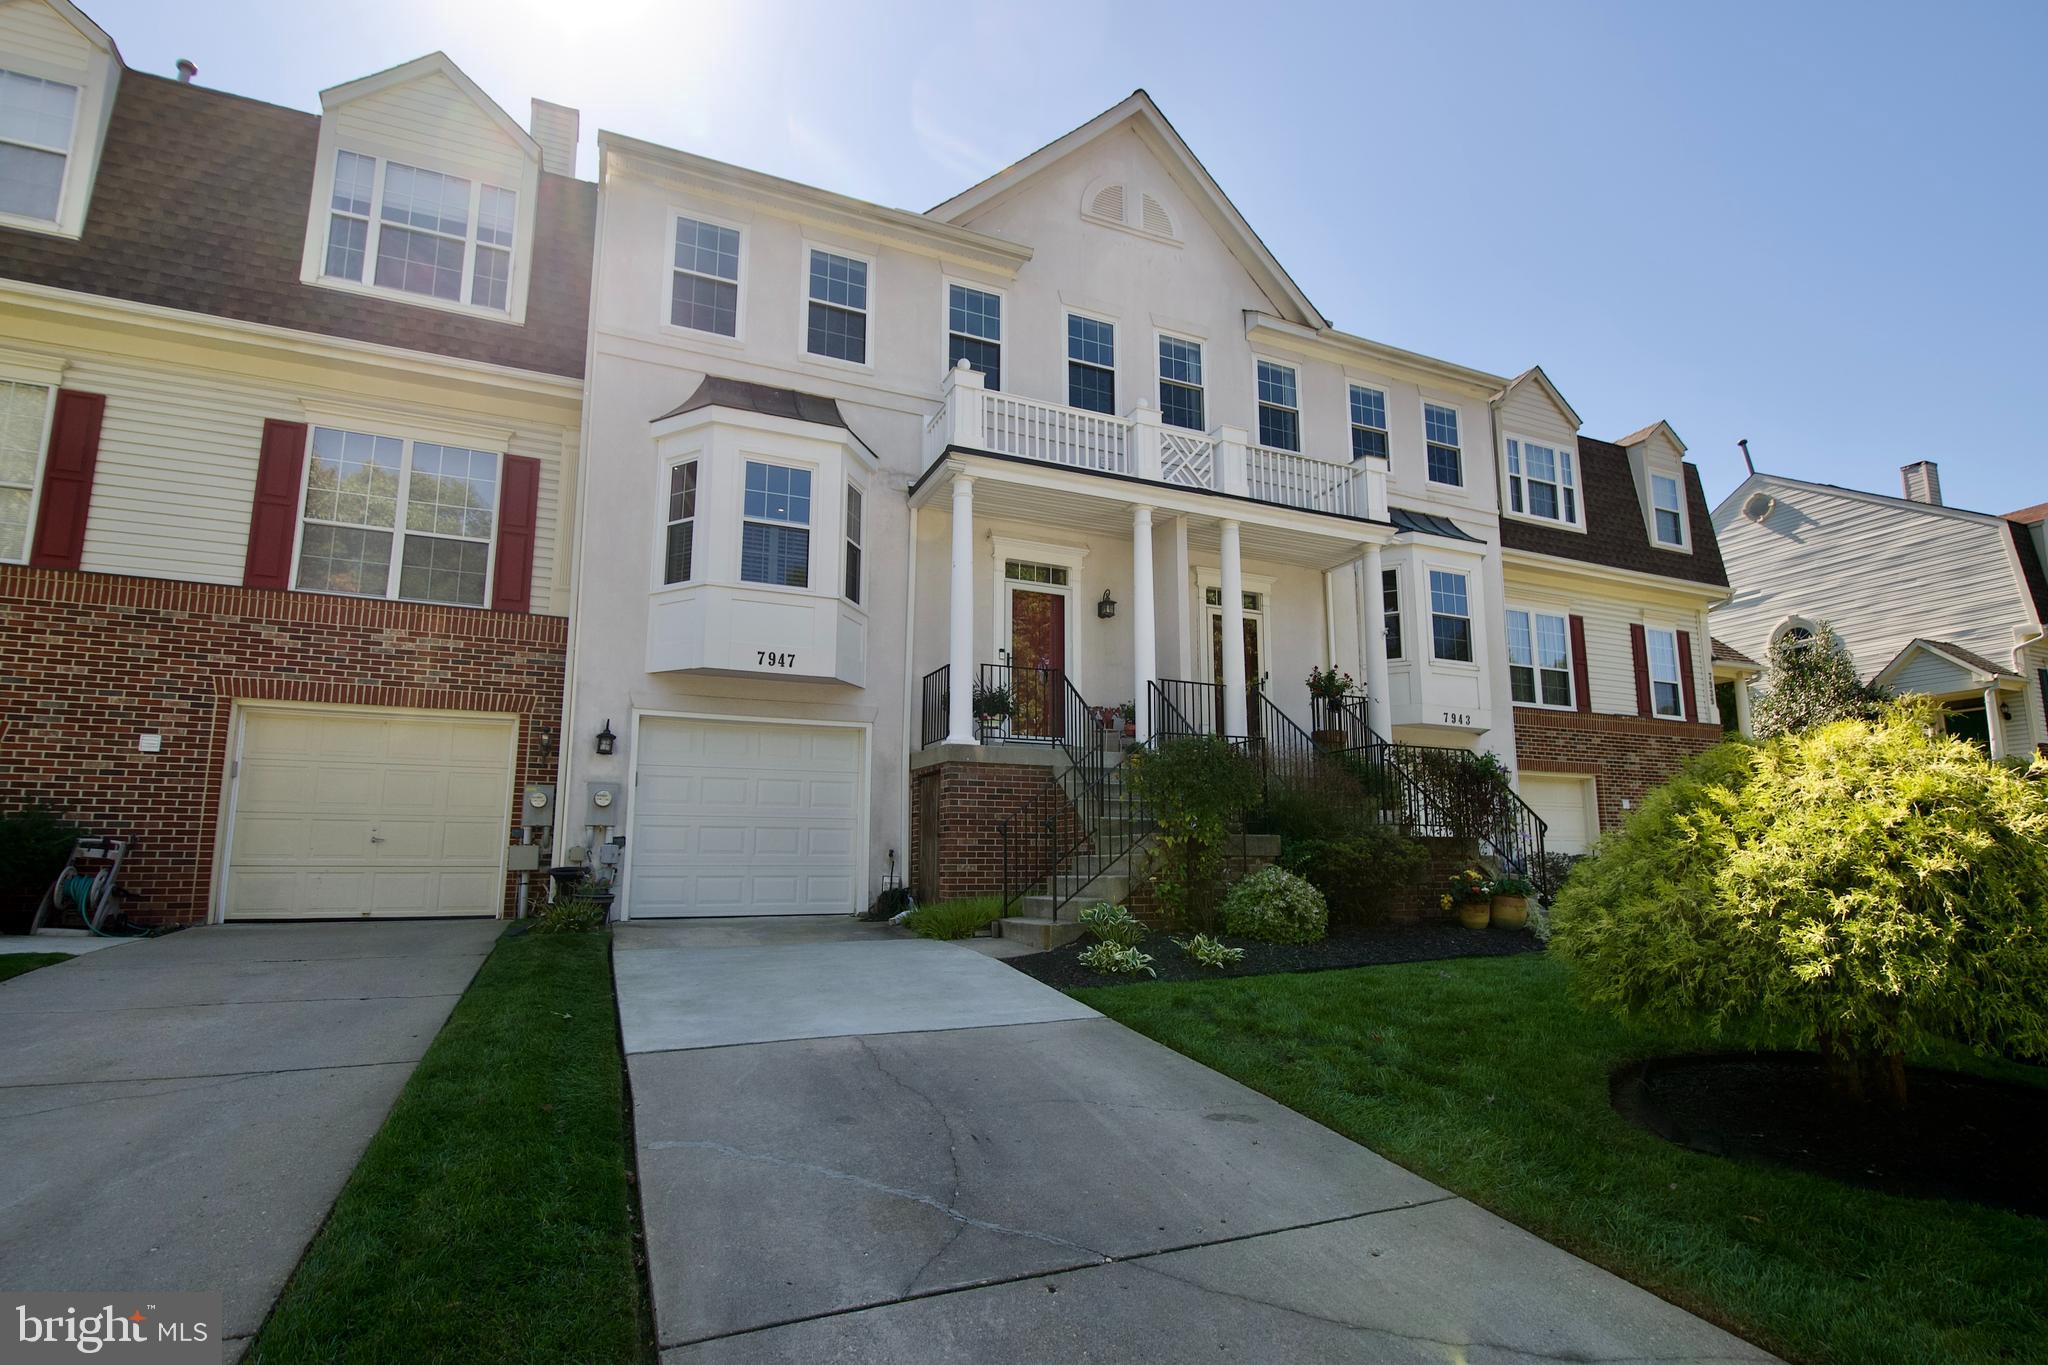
[0,2,98,67]
[1507,572,1716,725]
[326,71,529,191]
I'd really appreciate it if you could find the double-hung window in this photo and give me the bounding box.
[1506,608,1573,707]
[1382,567,1403,660]
[1505,438,1578,524]
[844,484,864,604]
[1256,361,1300,451]
[1646,627,1684,717]
[947,284,1000,389]
[663,461,698,585]
[0,379,52,561]
[672,217,741,336]
[321,151,519,311]
[1652,473,1686,545]
[741,461,811,587]
[1429,569,1473,662]
[1067,315,1115,413]
[1424,404,1462,485]
[806,249,868,363]
[0,68,77,222]
[1349,385,1388,461]
[1158,335,1204,430]
[296,426,499,607]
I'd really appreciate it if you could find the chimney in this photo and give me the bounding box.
[529,99,579,177]
[175,58,197,84]
[1901,461,1942,506]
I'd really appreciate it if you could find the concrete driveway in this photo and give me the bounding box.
[618,918,1776,1364]
[0,920,499,1354]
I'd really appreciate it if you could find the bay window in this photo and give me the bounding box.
[741,460,810,588]
[663,460,698,585]
[1506,608,1573,707]
[1429,569,1473,662]
[295,425,499,607]
[844,483,864,604]
[1382,567,1402,660]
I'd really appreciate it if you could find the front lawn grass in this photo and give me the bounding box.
[249,928,650,1364]
[0,952,69,982]
[1075,953,2048,1365]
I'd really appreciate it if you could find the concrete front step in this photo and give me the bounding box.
[997,916,1086,950]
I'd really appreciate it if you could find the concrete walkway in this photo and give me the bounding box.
[0,919,500,1354]
[618,918,1776,1364]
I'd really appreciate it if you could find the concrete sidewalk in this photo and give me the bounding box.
[618,918,1777,1364]
[0,919,500,1356]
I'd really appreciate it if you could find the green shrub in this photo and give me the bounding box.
[1751,620,1887,738]
[1127,736,1261,932]
[1220,866,1328,944]
[1076,942,1155,976]
[1550,700,2048,1105]
[530,895,608,934]
[1174,932,1245,969]
[1076,901,1145,947]
[1278,825,1426,926]
[902,896,1002,940]
[0,803,80,898]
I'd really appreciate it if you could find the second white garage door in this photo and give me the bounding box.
[1518,773,1598,856]
[627,717,865,917]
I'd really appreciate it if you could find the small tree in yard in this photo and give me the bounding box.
[1751,620,1886,738]
[1550,700,2048,1107]
[1126,736,1261,932]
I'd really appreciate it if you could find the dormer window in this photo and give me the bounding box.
[1651,473,1686,546]
[1505,437,1579,526]
[319,150,518,311]
[0,68,77,222]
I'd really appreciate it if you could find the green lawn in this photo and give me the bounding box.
[1075,954,2048,1365]
[0,952,70,982]
[249,929,651,1364]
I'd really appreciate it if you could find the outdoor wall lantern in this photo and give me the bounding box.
[595,720,617,756]
[1097,589,1117,619]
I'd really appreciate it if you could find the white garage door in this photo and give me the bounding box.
[225,706,515,919]
[628,717,864,917]
[1519,774,1597,856]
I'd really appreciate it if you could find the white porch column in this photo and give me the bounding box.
[1732,675,1755,737]
[1984,684,2005,760]
[1361,542,1392,738]
[1220,519,1248,736]
[1131,505,1156,738]
[946,475,977,745]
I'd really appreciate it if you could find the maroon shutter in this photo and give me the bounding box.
[1629,624,1652,717]
[243,420,308,589]
[490,454,541,613]
[1569,615,1592,714]
[28,389,106,570]
[1677,630,1699,722]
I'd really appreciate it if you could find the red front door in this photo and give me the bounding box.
[1010,589,1066,739]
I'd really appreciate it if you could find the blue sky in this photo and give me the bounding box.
[90,0,2045,513]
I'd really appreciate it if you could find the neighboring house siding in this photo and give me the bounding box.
[0,0,95,65]
[1886,651,1975,697]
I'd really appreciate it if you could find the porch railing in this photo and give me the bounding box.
[982,391,1128,475]
[919,665,949,749]
[1247,445,1364,516]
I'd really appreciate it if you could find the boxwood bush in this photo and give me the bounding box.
[1220,865,1328,945]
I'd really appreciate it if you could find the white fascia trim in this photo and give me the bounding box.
[1499,545,1732,604]
[1243,313,1506,397]
[1710,469,2015,531]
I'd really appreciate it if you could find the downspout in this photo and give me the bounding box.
[900,503,920,896]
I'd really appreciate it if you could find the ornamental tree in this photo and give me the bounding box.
[1549,700,2048,1106]
[1750,620,1886,738]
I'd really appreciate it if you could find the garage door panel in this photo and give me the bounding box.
[756,778,804,807]
[1520,774,1595,856]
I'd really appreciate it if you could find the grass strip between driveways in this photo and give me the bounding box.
[1075,953,2048,1365]
[248,928,651,1364]
[0,952,71,982]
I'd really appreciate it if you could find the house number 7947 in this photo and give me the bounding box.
[757,650,796,669]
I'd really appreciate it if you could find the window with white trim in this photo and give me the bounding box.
[1349,385,1387,461]
[1506,438,1579,525]
[1429,569,1472,662]
[672,217,740,336]
[320,150,518,311]
[1425,404,1462,485]
[0,69,78,222]
[806,249,868,363]
[947,284,1000,389]
[295,426,499,607]
[741,460,810,587]
[662,460,698,585]
[1382,567,1402,660]
[1008,560,1069,585]
[844,483,864,604]
[1506,608,1573,707]
[1652,473,1686,545]
[1256,361,1300,451]
[1067,314,1115,413]
[0,379,51,561]
[1646,626,1684,717]
[1158,334,1204,431]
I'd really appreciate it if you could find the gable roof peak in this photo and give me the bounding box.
[1496,365,1583,429]
[1616,419,1686,453]
[319,51,539,161]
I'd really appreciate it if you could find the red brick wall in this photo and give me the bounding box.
[910,758,1079,903]
[1513,707,1724,832]
[0,567,566,924]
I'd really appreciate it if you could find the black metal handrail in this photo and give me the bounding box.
[998,742,1152,916]
[976,663,1105,772]
[1147,679,1197,743]
[919,666,949,749]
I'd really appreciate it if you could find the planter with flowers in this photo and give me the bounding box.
[1306,665,1356,749]
[1441,867,1493,929]
[1117,700,1137,738]
[1489,874,1534,929]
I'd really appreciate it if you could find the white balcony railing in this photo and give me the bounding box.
[925,361,1388,521]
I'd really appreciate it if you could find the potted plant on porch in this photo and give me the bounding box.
[1096,705,1121,733]
[1117,700,1137,738]
[1442,867,1493,929]
[1489,874,1534,929]
[1306,665,1354,750]
[972,680,1014,740]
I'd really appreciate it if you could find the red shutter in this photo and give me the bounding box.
[28,389,106,570]
[243,420,308,589]
[1629,623,1652,717]
[1569,615,1592,714]
[1677,630,1699,722]
[490,454,541,613]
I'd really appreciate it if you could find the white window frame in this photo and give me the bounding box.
[0,67,80,230]
[739,457,816,589]
[843,478,865,606]
[1198,569,1277,691]
[661,457,700,587]
[1155,330,1206,432]
[1063,308,1118,415]
[1380,565,1403,662]
[1646,626,1685,718]
[1423,401,1464,487]
[1650,470,1689,548]
[1349,383,1389,462]
[800,241,876,371]
[666,209,748,344]
[1505,606,1575,709]
[310,148,523,318]
[0,364,62,566]
[289,424,502,608]
[942,277,1004,391]
[1254,357,1301,452]
[1504,434,1584,530]
[1428,566,1475,664]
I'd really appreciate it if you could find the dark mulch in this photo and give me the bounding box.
[1612,1052,2048,1217]
[1006,921,1540,988]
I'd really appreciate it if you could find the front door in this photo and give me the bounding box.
[1208,611,1264,738]
[1009,588,1066,740]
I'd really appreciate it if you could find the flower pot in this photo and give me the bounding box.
[1457,901,1491,930]
[1490,894,1528,929]
[1123,722,1137,738]
[1310,727,1346,751]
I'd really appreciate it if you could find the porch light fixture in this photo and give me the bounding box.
[1096,589,1117,619]
[595,720,616,756]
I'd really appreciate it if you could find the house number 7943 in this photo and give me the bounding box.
[1441,711,1472,727]
[757,650,796,669]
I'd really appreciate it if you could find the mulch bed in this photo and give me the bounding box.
[1006,921,1541,989]
[1611,1052,2048,1217]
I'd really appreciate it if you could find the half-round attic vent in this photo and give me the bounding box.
[1741,491,1776,523]
[1140,192,1172,237]
[1088,183,1125,222]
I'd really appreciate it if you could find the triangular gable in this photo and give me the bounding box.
[1496,366,1582,429]
[319,51,538,161]
[928,90,1325,331]
[1872,637,2022,694]
[23,0,117,57]
[1616,419,1686,453]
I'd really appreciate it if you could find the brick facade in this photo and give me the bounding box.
[0,567,566,925]
[910,756,1080,903]
[1512,706,1724,832]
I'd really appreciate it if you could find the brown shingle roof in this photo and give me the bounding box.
[2008,520,2048,625]
[2006,501,2048,525]
[1711,637,1760,669]
[1497,437,1730,588]
[0,72,593,378]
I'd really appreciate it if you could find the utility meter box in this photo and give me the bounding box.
[521,784,557,828]
[506,843,542,872]
[584,781,624,828]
